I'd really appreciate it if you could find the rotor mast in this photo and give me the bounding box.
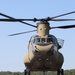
[37,21,50,37]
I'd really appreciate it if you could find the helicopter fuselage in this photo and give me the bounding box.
[24,22,64,71]
[24,35,64,71]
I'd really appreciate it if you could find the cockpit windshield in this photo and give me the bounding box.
[33,37,52,43]
[33,38,40,43]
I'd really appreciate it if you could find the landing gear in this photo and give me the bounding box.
[57,69,64,75]
[24,69,64,75]
[24,69,30,75]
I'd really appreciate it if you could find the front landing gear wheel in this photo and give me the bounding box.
[57,69,60,75]
[24,69,30,75]
[57,69,64,75]
[61,69,64,75]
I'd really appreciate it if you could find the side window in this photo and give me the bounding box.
[57,38,64,48]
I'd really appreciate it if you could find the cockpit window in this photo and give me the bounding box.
[47,38,52,43]
[41,38,46,42]
[33,38,40,43]
[33,37,53,43]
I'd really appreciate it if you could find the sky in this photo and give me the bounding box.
[0,0,75,72]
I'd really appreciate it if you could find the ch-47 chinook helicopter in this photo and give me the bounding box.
[0,11,75,75]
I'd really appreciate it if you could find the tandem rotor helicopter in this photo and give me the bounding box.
[0,11,75,75]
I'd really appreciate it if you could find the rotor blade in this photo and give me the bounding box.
[51,25,75,29]
[51,11,75,19]
[0,13,36,28]
[0,18,41,21]
[8,30,37,36]
[0,19,28,21]
[0,18,41,22]
[51,19,75,21]
[1,18,75,22]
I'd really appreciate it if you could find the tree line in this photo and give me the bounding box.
[0,69,75,75]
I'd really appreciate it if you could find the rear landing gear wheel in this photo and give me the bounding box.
[24,69,30,75]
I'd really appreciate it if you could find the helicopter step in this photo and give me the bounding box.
[24,69,64,75]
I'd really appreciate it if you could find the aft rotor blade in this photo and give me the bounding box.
[8,30,37,36]
[51,19,75,21]
[51,25,75,29]
[0,13,36,28]
[51,11,75,19]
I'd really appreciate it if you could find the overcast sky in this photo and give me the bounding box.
[0,0,75,72]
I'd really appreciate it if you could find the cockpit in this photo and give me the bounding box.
[31,36,64,49]
[33,37,53,44]
[29,36,64,53]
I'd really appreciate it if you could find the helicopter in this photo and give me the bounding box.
[0,11,75,75]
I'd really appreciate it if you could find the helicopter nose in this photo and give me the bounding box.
[33,44,53,54]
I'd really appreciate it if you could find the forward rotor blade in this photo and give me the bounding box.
[51,11,75,19]
[0,13,36,28]
[51,25,75,29]
[8,30,37,36]
[1,18,75,22]
[51,19,75,21]
[0,19,27,21]
[0,18,41,22]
